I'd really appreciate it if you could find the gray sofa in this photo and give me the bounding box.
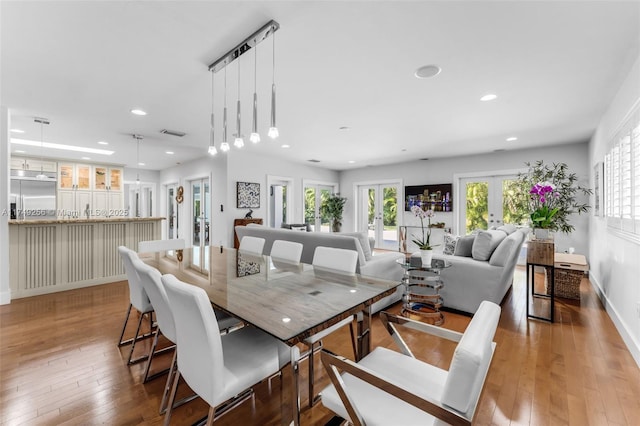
[234,225,405,313]
[432,226,529,314]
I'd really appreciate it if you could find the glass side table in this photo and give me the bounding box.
[396,256,451,325]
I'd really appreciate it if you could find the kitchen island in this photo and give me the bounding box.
[8,217,164,298]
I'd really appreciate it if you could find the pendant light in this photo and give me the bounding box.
[250,40,260,144]
[34,117,49,180]
[208,71,217,155]
[268,30,279,139]
[220,67,230,152]
[134,134,142,186]
[234,58,244,148]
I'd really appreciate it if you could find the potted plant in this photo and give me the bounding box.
[514,160,592,238]
[322,193,347,232]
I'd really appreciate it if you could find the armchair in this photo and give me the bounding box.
[320,300,501,425]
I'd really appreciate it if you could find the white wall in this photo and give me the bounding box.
[339,143,591,255]
[588,54,640,367]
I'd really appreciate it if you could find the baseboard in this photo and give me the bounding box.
[0,288,11,305]
[589,276,640,369]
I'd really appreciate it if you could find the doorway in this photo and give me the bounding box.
[303,181,337,232]
[267,175,294,228]
[357,182,401,249]
[190,178,210,273]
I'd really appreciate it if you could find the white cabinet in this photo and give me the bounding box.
[11,156,57,172]
[58,163,92,190]
[92,191,125,218]
[58,190,92,218]
[93,166,123,191]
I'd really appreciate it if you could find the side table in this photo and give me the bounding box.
[396,256,451,326]
[526,239,555,322]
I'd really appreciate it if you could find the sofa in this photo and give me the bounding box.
[234,225,405,313]
[431,225,529,314]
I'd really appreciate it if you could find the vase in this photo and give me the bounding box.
[420,249,433,267]
[533,228,553,241]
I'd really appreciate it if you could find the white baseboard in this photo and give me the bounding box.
[589,276,640,369]
[0,288,11,305]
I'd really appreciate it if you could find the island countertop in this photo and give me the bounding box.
[9,217,165,225]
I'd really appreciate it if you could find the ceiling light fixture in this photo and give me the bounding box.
[234,58,244,148]
[415,64,441,79]
[15,150,25,153]
[250,39,260,144]
[98,141,109,145]
[208,20,279,153]
[506,136,518,141]
[281,144,290,148]
[268,29,279,140]
[34,117,49,180]
[10,129,24,134]
[133,134,143,187]
[166,151,174,155]
[208,70,218,155]
[131,109,147,116]
[480,94,497,101]
[11,139,114,155]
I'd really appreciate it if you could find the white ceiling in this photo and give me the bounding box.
[2,1,639,172]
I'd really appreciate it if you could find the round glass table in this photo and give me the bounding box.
[396,255,451,325]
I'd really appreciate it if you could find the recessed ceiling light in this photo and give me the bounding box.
[506,137,518,142]
[10,138,114,155]
[10,129,25,134]
[131,109,147,116]
[165,151,174,155]
[415,64,441,79]
[138,162,145,166]
[82,156,91,160]
[97,141,109,145]
[281,144,290,149]
[348,160,355,164]
[480,94,497,101]
[15,150,26,153]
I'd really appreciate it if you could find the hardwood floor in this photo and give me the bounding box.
[1,266,639,425]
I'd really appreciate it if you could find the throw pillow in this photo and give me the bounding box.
[489,231,521,267]
[496,224,517,235]
[340,231,372,261]
[454,234,476,257]
[442,233,459,255]
[471,230,507,261]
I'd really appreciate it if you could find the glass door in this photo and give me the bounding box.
[167,184,179,239]
[304,184,334,232]
[459,174,526,234]
[358,183,400,249]
[190,179,210,273]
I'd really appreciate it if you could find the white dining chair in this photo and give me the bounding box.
[304,246,359,407]
[160,273,291,425]
[238,236,266,255]
[320,301,501,426]
[117,246,155,365]
[270,239,304,264]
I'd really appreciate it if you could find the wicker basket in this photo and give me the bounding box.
[545,267,583,300]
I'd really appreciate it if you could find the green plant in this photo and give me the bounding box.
[322,193,347,231]
[514,161,592,233]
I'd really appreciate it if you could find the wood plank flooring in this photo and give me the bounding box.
[1,266,639,425]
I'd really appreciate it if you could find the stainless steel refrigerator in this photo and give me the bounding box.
[10,170,57,220]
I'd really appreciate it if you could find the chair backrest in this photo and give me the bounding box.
[118,246,153,313]
[161,274,224,408]
[132,258,176,343]
[138,238,186,253]
[239,236,266,255]
[441,300,501,417]
[270,240,303,264]
[312,246,358,275]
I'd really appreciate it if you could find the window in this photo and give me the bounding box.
[603,102,640,238]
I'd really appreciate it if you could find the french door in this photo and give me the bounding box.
[357,182,401,249]
[304,183,335,232]
[458,174,524,234]
[190,179,210,273]
[164,184,181,260]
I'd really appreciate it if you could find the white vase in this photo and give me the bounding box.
[420,249,433,267]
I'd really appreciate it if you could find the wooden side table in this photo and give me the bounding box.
[526,239,555,322]
[233,218,263,248]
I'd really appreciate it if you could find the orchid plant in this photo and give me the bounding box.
[411,205,438,250]
[529,181,560,229]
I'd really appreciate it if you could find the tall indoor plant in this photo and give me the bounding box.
[514,160,591,237]
[322,193,347,232]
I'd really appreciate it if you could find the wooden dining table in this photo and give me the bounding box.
[142,246,400,425]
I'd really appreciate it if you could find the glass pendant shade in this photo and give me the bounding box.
[250,92,260,143]
[268,84,278,139]
[208,112,217,156]
[234,99,244,148]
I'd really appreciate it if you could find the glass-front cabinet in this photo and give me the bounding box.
[93,166,122,191]
[58,163,91,190]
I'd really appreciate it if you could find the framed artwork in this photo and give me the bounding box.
[594,162,603,216]
[236,182,260,208]
[404,183,453,212]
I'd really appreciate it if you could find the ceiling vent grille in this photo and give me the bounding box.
[307,159,321,163]
[160,129,187,137]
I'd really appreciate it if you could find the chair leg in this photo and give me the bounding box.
[308,341,316,409]
[128,312,153,365]
[205,406,215,426]
[159,350,178,414]
[163,369,181,426]
[142,328,160,383]
[117,304,133,346]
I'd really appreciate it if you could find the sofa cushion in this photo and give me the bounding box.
[443,233,459,255]
[454,234,475,257]
[496,224,517,235]
[489,230,523,267]
[340,231,372,261]
[471,230,507,261]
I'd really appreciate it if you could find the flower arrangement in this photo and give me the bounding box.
[411,205,438,250]
[515,161,591,233]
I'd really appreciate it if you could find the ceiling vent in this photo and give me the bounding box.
[419,158,430,161]
[160,129,187,137]
[307,159,321,163]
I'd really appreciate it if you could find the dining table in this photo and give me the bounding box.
[142,246,400,425]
